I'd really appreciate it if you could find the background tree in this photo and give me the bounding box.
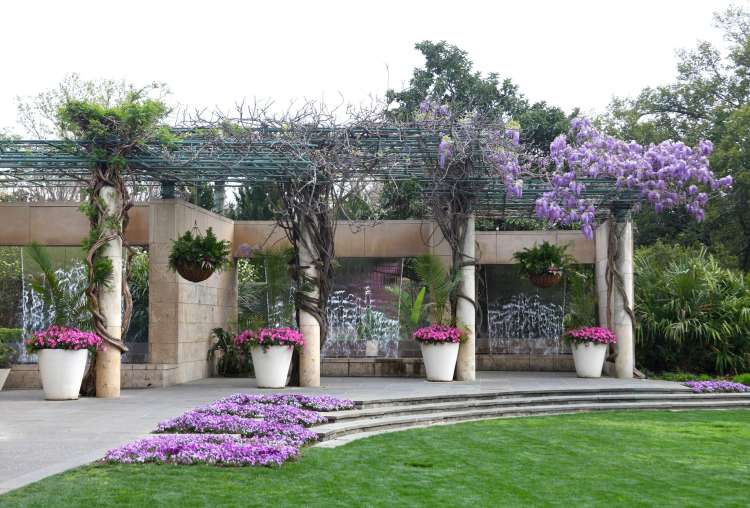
[603,6,750,270]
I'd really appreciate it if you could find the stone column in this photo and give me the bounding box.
[455,215,476,381]
[594,220,610,329]
[612,215,635,379]
[96,185,122,398]
[298,223,320,387]
[213,182,225,213]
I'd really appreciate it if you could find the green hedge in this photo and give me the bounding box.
[0,328,23,343]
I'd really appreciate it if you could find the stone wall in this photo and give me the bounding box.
[148,200,237,384]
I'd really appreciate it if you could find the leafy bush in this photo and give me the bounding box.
[0,328,20,368]
[513,241,572,277]
[168,227,231,273]
[733,373,750,386]
[207,327,249,377]
[635,243,750,375]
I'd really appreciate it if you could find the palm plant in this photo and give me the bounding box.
[25,242,90,329]
[635,243,750,374]
[237,248,294,329]
[387,255,461,335]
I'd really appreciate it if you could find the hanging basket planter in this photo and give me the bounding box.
[528,272,562,288]
[175,262,216,283]
[169,223,231,284]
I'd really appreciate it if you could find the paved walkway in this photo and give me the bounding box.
[0,372,683,494]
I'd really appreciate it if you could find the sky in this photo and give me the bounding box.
[0,0,739,134]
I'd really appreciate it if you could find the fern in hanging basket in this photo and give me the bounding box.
[513,241,573,289]
[168,227,232,283]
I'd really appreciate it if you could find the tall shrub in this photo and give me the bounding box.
[635,243,750,374]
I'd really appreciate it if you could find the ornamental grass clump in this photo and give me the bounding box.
[155,413,318,447]
[683,380,749,393]
[412,324,463,344]
[564,326,617,346]
[234,327,305,350]
[103,434,298,466]
[25,325,102,353]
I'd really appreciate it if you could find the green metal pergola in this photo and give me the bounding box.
[0,129,639,219]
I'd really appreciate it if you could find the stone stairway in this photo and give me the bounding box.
[314,388,750,447]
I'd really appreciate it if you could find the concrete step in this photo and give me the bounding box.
[323,392,750,422]
[354,386,695,409]
[315,398,750,445]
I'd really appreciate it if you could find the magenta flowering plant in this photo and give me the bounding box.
[234,327,305,351]
[413,324,464,345]
[564,326,617,346]
[25,325,102,353]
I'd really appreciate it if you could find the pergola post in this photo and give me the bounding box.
[95,185,122,398]
[213,181,225,213]
[298,223,321,387]
[455,215,476,381]
[594,213,635,379]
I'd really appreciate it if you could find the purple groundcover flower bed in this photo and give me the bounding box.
[197,401,328,426]
[156,412,318,447]
[104,393,354,467]
[219,393,356,411]
[103,434,298,466]
[684,381,749,393]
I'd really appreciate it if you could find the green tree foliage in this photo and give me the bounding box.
[635,243,750,375]
[227,185,279,220]
[386,41,526,120]
[125,249,149,343]
[603,6,750,270]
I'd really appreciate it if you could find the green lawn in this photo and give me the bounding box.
[3,410,749,508]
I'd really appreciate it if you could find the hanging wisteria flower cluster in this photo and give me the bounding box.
[537,118,732,239]
[103,392,355,466]
[417,99,524,198]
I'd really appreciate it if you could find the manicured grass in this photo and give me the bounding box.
[3,410,749,507]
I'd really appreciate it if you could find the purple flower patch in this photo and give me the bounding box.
[156,412,318,447]
[197,401,328,426]
[103,434,298,466]
[104,392,354,467]
[219,393,356,411]
[684,381,749,393]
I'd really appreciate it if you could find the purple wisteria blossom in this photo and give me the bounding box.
[103,434,298,466]
[684,381,749,393]
[538,118,732,239]
[218,393,356,411]
[155,412,318,447]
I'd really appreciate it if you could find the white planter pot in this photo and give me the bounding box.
[420,342,459,382]
[365,340,379,357]
[251,345,293,388]
[0,368,10,390]
[38,349,89,400]
[572,342,608,378]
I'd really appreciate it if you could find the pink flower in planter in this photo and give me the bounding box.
[25,325,102,353]
[564,326,617,345]
[235,327,305,350]
[413,325,463,344]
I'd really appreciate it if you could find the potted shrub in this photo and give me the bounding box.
[564,326,617,378]
[235,327,304,388]
[168,227,231,283]
[26,326,102,400]
[207,327,250,377]
[513,241,572,288]
[413,324,464,382]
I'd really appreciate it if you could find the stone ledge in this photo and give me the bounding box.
[4,363,179,390]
